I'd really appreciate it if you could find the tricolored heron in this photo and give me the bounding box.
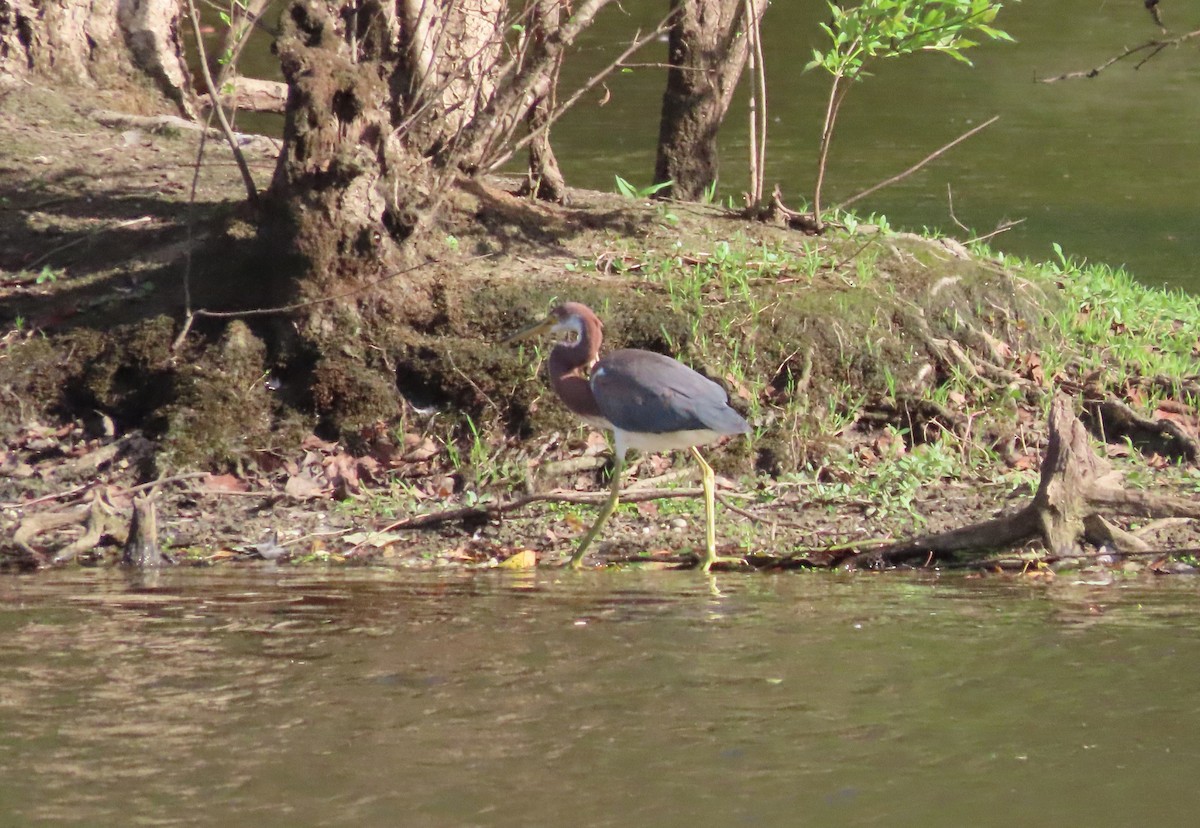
[506,302,750,570]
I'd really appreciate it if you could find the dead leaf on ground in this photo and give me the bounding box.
[403,434,440,462]
[204,473,248,493]
[584,431,609,455]
[636,501,659,518]
[498,549,537,569]
[284,472,326,500]
[301,434,338,452]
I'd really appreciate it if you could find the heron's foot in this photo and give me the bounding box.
[697,552,748,572]
[564,544,597,569]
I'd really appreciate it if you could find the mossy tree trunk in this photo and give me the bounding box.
[653,0,766,201]
[261,0,613,434]
[262,0,512,311]
[0,0,194,115]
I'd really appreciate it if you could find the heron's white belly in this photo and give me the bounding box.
[617,428,720,453]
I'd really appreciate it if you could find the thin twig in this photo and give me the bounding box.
[0,471,210,510]
[615,62,704,71]
[184,0,259,207]
[352,486,757,553]
[24,217,152,271]
[836,115,1000,212]
[812,70,854,228]
[964,218,1024,246]
[186,253,491,320]
[1038,28,1200,83]
[749,0,768,206]
[948,182,1026,246]
[946,183,969,233]
[744,0,766,206]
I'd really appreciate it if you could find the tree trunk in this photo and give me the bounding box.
[260,0,512,432]
[519,0,567,203]
[654,0,766,201]
[261,0,610,433]
[263,0,513,296]
[0,0,194,115]
[401,0,506,154]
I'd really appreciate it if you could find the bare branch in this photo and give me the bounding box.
[1038,28,1200,83]
[835,115,999,212]
[183,0,259,207]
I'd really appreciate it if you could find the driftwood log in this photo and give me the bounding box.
[209,75,288,114]
[854,393,1200,568]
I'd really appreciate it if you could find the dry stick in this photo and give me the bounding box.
[836,115,1000,212]
[811,64,854,227]
[829,236,878,272]
[173,0,266,351]
[351,486,749,553]
[747,0,768,206]
[946,183,970,233]
[615,62,706,71]
[184,0,259,207]
[0,471,211,511]
[181,254,491,321]
[715,495,805,528]
[947,183,1026,246]
[171,108,215,352]
[173,256,483,350]
[1,482,94,510]
[964,218,1025,247]
[24,216,152,271]
[1038,28,1200,83]
[744,0,762,205]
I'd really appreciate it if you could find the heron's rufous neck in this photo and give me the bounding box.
[548,307,605,424]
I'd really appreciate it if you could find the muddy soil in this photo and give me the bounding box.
[2,85,1198,574]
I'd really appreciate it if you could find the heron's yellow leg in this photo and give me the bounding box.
[568,451,624,568]
[690,447,718,571]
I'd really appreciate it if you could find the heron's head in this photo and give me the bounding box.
[504,302,602,345]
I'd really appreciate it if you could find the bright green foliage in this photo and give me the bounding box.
[807,0,1014,81]
[805,0,1014,227]
[614,175,673,200]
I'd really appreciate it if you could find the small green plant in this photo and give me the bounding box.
[805,0,1013,227]
[35,266,61,285]
[614,175,673,200]
[215,0,252,67]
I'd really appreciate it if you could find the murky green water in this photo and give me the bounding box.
[4,568,1200,827]
[550,1,1199,291]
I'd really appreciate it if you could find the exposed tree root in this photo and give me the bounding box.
[845,393,1200,569]
[122,495,163,568]
[1083,396,1200,463]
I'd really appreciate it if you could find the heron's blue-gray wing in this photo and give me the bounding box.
[590,349,748,435]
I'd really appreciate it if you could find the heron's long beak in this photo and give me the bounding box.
[502,315,554,344]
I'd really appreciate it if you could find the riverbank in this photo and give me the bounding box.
[2,85,1199,573]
